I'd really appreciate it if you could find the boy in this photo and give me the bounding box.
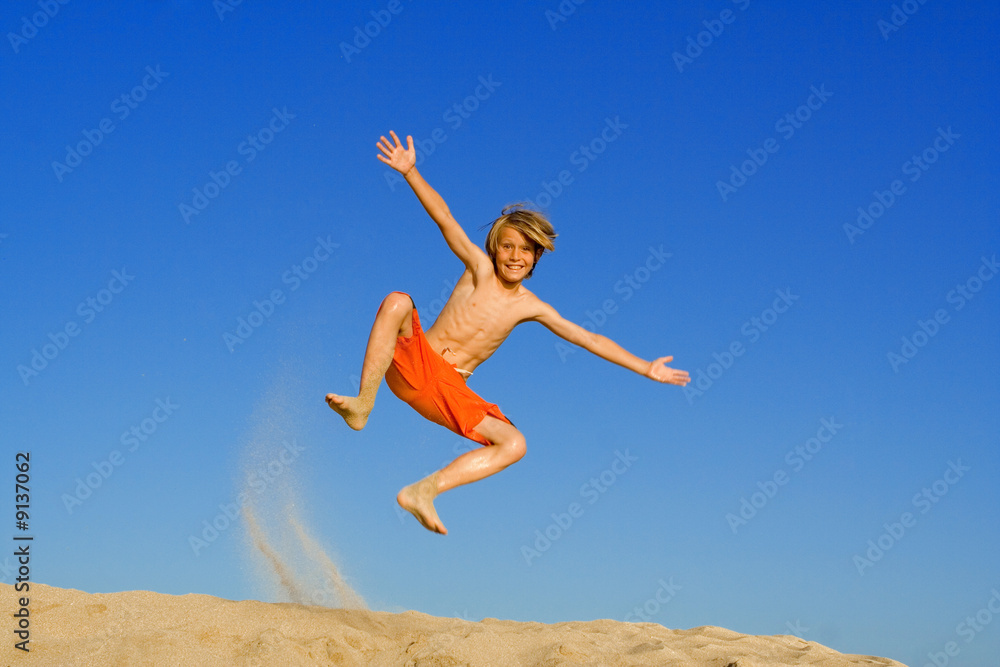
[326,130,690,535]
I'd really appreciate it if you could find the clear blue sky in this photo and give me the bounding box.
[2,1,998,664]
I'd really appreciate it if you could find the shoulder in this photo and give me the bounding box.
[517,288,558,323]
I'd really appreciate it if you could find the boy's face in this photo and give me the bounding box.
[495,226,540,284]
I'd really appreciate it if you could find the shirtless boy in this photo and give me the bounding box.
[326,130,690,535]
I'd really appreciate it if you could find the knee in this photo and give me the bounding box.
[381,292,412,314]
[501,432,526,463]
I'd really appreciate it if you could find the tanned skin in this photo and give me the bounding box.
[327,130,690,534]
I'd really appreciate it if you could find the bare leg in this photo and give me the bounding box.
[326,292,413,430]
[397,416,526,534]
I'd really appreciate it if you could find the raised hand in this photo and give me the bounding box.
[376,130,416,175]
[645,356,690,386]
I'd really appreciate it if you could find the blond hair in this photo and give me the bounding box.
[482,203,557,278]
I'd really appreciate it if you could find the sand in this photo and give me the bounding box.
[2,582,905,666]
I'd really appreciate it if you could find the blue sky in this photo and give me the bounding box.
[2,1,998,664]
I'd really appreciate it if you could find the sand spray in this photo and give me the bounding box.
[237,366,367,609]
[242,504,309,604]
[288,510,367,609]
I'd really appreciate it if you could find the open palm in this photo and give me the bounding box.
[376,130,416,175]
[646,356,690,386]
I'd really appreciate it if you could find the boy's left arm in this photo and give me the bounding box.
[530,302,690,386]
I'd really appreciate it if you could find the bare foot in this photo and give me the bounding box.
[397,473,447,535]
[325,393,371,430]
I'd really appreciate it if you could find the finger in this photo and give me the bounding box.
[406,135,415,151]
[390,130,401,146]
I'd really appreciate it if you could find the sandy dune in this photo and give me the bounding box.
[2,583,905,666]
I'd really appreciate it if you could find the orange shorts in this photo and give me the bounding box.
[383,294,512,446]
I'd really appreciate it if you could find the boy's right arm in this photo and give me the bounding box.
[377,131,491,276]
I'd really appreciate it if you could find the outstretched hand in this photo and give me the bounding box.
[645,356,690,386]
[376,130,416,176]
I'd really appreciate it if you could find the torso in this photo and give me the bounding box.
[424,268,541,376]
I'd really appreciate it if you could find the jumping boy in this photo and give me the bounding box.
[326,130,690,535]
